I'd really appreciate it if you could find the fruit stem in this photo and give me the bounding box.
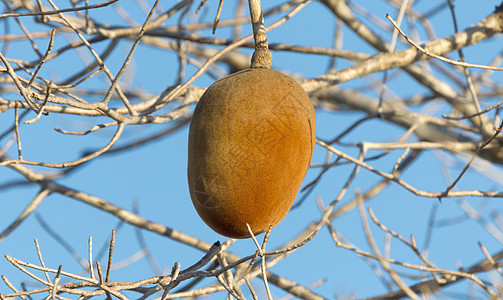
[248,0,272,69]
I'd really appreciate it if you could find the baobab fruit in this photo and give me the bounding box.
[187,68,315,238]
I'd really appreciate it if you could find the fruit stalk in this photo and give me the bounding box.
[248,0,272,68]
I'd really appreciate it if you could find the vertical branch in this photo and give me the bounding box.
[51,265,62,300]
[248,0,271,68]
[133,202,162,276]
[96,260,104,284]
[105,229,115,283]
[216,249,243,298]
[327,19,343,71]
[85,0,89,29]
[14,107,22,160]
[378,0,410,111]
[245,278,259,300]
[247,223,273,300]
[212,0,224,34]
[446,0,484,130]
[34,239,52,283]
[233,0,246,41]
[88,236,95,280]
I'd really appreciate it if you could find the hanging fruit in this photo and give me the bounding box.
[187,0,316,238]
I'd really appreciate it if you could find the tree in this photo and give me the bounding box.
[1,0,503,299]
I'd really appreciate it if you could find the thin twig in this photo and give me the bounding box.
[357,193,420,300]
[34,239,52,283]
[0,189,51,242]
[386,14,503,71]
[101,0,163,112]
[246,223,273,300]
[442,99,503,121]
[0,123,125,168]
[317,140,503,198]
[443,120,503,197]
[446,0,483,128]
[105,229,115,283]
[14,107,22,160]
[213,0,224,34]
[89,236,95,280]
[0,0,119,19]
[51,265,62,300]
[26,29,55,89]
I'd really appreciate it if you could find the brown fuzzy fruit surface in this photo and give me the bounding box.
[187,68,316,238]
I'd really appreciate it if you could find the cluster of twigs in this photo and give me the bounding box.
[0,227,317,299]
[1,0,503,299]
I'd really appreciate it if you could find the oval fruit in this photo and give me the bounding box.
[187,68,315,238]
